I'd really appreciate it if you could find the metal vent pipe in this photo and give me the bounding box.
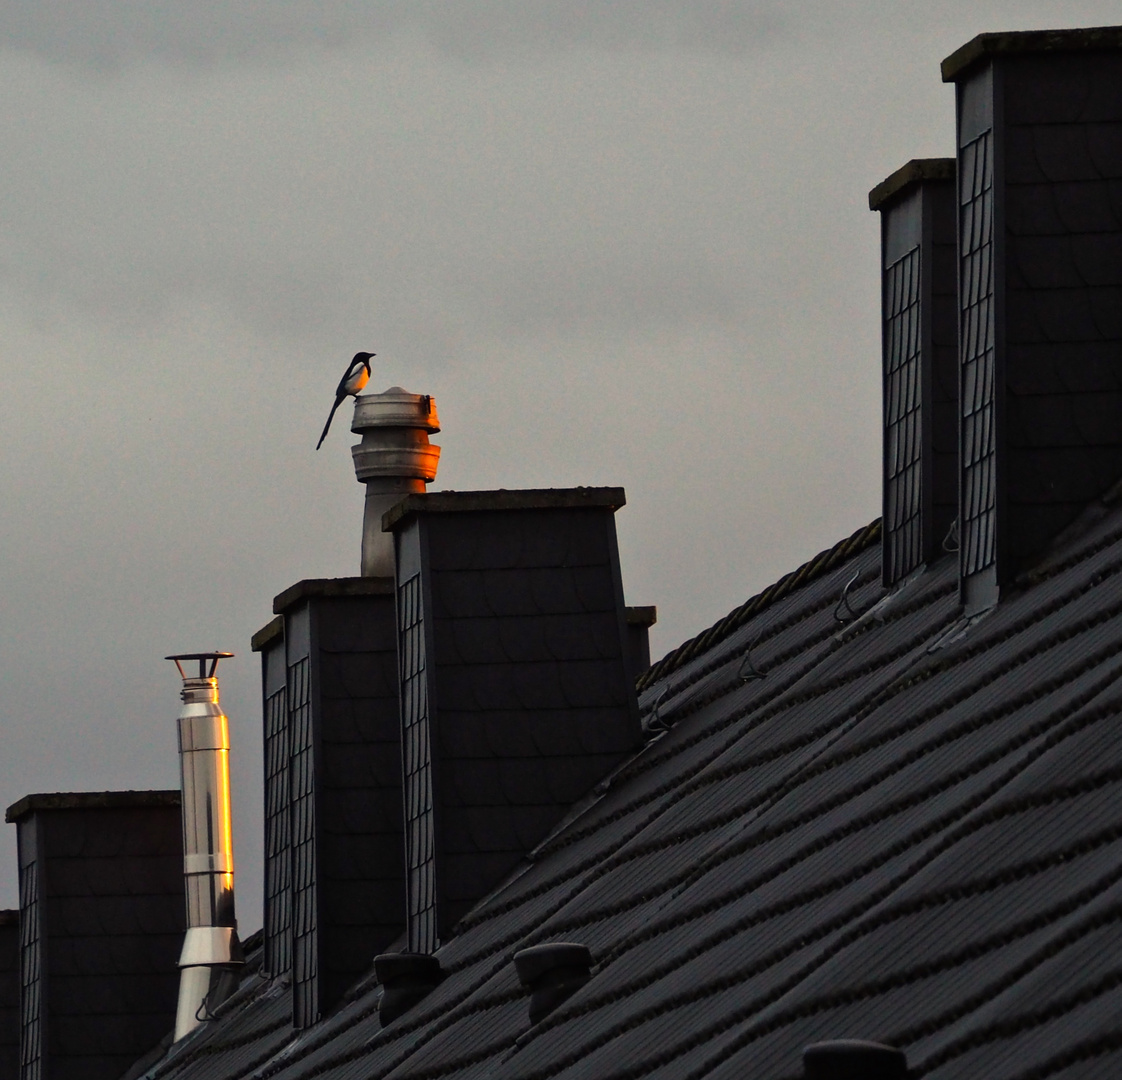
[167,652,244,1042]
[350,387,441,578]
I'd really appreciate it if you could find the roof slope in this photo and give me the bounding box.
[136,501,1122,1080]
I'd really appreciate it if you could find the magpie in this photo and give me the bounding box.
[316,352,375,450]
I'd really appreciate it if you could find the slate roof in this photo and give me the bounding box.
[131,480,1122,1080]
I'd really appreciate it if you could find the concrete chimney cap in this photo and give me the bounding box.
[941,25,1122,82]
[5,789,181,823]
[868,158,954,212]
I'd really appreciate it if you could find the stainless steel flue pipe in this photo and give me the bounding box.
[167,652,244,1042]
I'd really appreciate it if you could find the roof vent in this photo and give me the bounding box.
[803,1040,908,1080]
[351,387,440,577]
[513,943,592,1024]
[374,953,443,1024]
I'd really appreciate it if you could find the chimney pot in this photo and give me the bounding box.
[350,388,441,577]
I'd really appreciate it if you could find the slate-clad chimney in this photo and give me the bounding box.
[0,910,18,1080]
[384,487,644,953]
[942,27,1122,610]
[252,577,405,1028]
[5,791,184,1080]
[869,158,959,586]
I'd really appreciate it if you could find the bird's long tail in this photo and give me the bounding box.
[316,396,344,450]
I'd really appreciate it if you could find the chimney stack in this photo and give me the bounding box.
[252,577,406,1028]
[167,653,243,1042]
[5,791,184,1079]
[385,487,644,953]
[942,28,1122,609]
[869,159,959,586]
[351,388,441,578]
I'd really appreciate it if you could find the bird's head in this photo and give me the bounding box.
[353,351,375,367]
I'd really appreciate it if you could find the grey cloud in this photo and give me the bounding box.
[0,1,789,69]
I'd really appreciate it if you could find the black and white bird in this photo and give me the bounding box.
[316,351,375,450]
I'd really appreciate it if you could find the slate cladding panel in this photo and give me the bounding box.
[883,233,924,582]
[274,586,404,1027]
[399,571,437,955]
[954,48,1122,590]
[10,796,183,1080]
[0,911,18,1080]
[261,637,290,979]
[17,838,40,1080]
[878,167,958,586]
[394,498,643,948]
[958,72,999,594]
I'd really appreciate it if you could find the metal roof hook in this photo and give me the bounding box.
[833,570,861,624]
[737,630,767,682]
[646,686,671,733]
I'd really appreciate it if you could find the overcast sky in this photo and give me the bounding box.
[2,1,1118,927]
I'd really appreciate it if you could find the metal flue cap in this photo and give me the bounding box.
[166,652,234,679]
[166,652,233,703]
[803,1040,908,1080]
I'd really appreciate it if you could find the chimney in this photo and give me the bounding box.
[351,388,441,578]
[384,487,644,953]
[942,28,1122,610]
[0,911,17,1079]
[252,577,405,1028]
[869,159,959,586]
[5,791,184,1079]
[166,653,243,1042]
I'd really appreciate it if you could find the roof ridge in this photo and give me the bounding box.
[636,519,882,692]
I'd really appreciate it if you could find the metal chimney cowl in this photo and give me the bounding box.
[351,387,440,578]
[167,653,244,1043]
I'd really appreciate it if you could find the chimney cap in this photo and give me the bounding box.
[382,486,626,533]
[625,605,658,627]
[271,575,394,615]
[942,25,1122,82]
[803,1040,908,1080]
[251,615,284,652]
[868,158,955,211]
[6,789,181,824]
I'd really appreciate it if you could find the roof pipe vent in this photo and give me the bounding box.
[374,952,443,1024]
[167,652,244,1042]
[513,943,592,1024]
[803,1040,908,1080]
[351,387,441,577]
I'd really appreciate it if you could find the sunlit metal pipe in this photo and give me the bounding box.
[351,387,441,577]
[167,652,244,1042]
